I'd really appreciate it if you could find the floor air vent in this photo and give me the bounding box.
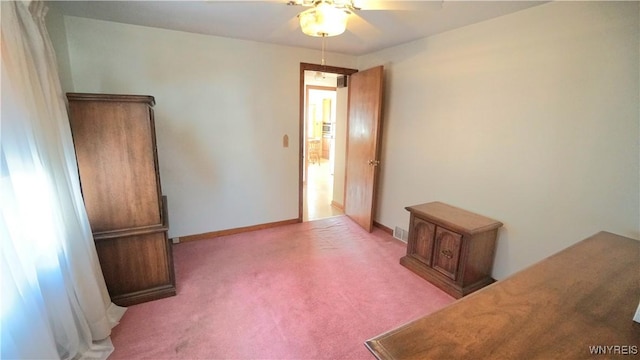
[393,227,409,242]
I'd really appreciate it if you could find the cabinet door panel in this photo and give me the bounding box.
[409,217,435,265]
[69,100,162,232]
[433,227,462,280]
[95,231,172,296]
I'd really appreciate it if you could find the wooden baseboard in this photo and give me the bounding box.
[331,201,344,210]
[373,221,393,235]
[180,218,392,243]
[180,218,300,243]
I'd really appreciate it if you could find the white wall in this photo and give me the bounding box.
[359,1,639,279]
[63,16,357,238]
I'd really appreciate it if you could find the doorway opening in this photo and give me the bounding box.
[304,82,342,221]
[299,63,358,222]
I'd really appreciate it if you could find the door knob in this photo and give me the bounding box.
[368,160,380,166]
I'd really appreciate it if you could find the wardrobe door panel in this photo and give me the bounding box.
[95,231,174,306]
[68,99,162,232]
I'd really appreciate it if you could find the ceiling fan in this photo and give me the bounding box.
[281,0,441,66]
[286,0,439,37]
[286,0,358,37]
[287,0,360,11]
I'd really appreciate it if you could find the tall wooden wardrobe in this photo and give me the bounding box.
[67,93,176,306]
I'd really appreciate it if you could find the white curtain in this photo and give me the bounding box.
[1,1,125,359]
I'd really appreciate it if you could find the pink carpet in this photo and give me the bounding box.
[109,216,454,359]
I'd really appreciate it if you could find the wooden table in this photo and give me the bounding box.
[366,231,640,359]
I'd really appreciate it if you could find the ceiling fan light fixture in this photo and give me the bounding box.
[299,1,350,37]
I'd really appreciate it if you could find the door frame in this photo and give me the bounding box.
[298,63,358,222]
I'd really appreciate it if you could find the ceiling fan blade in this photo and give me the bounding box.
[355,0,443,11]
[346,12,381,38]
[287,0,315,6]
[253,0,442,11]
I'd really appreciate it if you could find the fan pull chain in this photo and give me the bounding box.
[321,35,326,66]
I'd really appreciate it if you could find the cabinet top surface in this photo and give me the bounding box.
[405,202,502,234]
[67,92,155,106]
[366,231,640,359]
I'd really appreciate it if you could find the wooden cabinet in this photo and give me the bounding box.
[67,93,176,306]
[400,202,502,298]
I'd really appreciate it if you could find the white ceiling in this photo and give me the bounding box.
[50,0,547,55]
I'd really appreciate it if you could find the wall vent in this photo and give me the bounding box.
[393,227,409,242]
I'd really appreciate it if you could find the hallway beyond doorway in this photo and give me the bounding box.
[303,158,344,221]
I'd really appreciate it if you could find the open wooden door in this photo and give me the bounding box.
[344,66,384,232]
